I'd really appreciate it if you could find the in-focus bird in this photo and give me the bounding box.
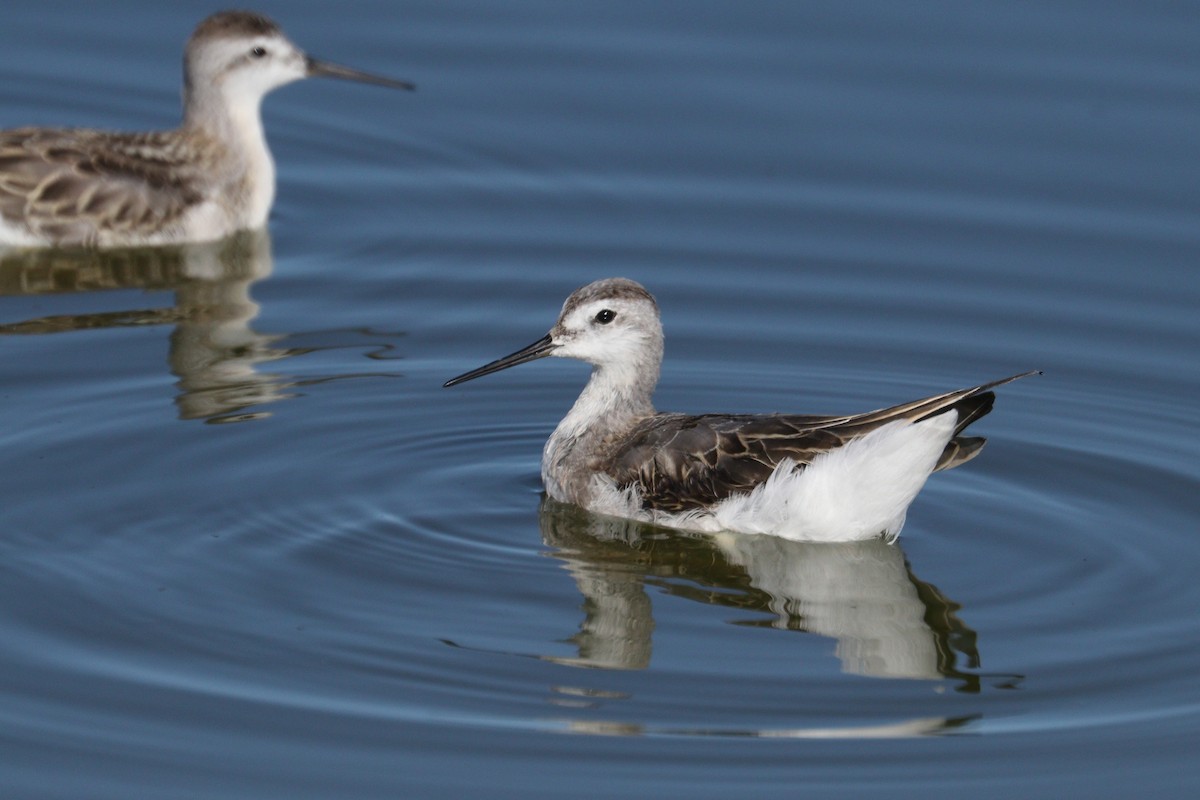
[445,277,1038,541]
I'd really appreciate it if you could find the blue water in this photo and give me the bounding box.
[2,2,1198,798]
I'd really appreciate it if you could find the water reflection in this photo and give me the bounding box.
[539,498,1006,693]
[0,233,400,423]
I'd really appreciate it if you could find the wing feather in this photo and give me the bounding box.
[605,371,1038,511]
[0,127,208,245]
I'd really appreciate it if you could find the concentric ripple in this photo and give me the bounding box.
[2,1,1198,797]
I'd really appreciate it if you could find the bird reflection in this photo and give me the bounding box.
[0,232,400,423]
[539,497,1004,692]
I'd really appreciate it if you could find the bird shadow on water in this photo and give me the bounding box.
[0,231,404,423]
[444,498,1026,737]
[536,497,1022,695]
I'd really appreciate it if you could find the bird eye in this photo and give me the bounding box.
[250,46,268,58]
[594,309,616,324]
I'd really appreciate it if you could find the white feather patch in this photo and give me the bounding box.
[0,215,46,247]
[586,412,958,543]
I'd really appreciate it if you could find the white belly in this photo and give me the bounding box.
[0,214,49,247]
[585,413,958,543]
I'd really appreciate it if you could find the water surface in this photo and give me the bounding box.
[1,2,1198,798]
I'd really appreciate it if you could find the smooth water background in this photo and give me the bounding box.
[2,2,1198,798]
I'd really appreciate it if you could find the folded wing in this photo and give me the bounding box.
[605,371,1037,512]
[0,128,206,245]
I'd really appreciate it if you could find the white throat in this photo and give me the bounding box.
[541,362,656,504]
[222,93,276,227]
[184,80,277,229]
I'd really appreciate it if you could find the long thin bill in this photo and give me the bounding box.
[306,56,416,90]
[444,333,557,388]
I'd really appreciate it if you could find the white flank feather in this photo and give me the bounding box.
[0,216,43,247]
[587,412,958,543]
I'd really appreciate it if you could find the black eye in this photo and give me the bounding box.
[594,309,616,324]
[250,46,268,58]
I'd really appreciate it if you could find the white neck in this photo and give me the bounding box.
[542,361,657,504]
[562,364,655,434]
[183,82,276,228]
